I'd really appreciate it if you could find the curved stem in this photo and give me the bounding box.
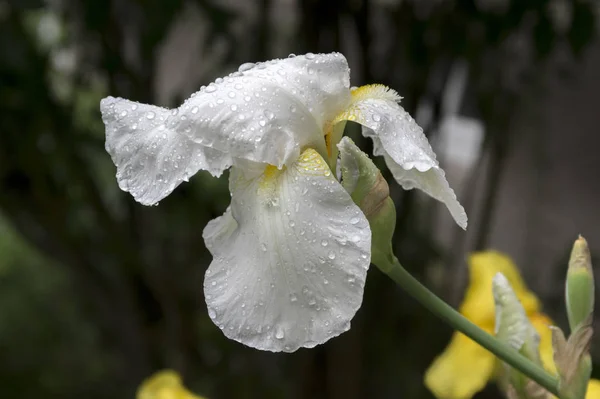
[378,256,560,397]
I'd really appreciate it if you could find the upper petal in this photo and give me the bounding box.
[203,149,371,352]
[333,85,467,229]
[101,97,231,205]
[173,52,351,168]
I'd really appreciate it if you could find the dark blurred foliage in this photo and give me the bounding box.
[0,0,598,398]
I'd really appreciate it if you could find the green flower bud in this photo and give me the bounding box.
[493,273,548,399]
[566,236,594,333]
[337,137,396,270]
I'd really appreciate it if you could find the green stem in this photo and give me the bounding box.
[379,255,560,397]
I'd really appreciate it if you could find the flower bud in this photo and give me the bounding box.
[493,273,548,399]
[566,236,594,333]
[337,137,396,269]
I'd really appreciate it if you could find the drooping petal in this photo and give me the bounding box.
[460,251,541,326]
[173,52,351,168]
[101,97,231,205]
[332,84,467,229]
[424,329,496,399]
[203,149,371,352]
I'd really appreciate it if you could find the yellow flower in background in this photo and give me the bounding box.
[137,370,206,399]
[424,251,599,399]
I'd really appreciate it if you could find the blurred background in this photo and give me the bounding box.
[1,0,599,398]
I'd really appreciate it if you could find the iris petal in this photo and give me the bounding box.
[100,97,231,205]
[425,329,496,399]
[333,89,467,229]
[203,149,371,352]
[101,53,351,205]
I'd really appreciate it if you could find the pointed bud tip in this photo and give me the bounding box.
[570,235,592,272]
[566,235,594,333]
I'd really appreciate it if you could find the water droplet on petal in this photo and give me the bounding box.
[305,52,315,59]
[205,85,217,93]
[208,309,216,319]
[350,217,360,225]
[372,114,381,122]
[260,243,267,252]
[238,62,255,72]
[321,239,328,247]
[275,328,285,339]
[146,111,155,119]
[191,106,199,114]
[290,294,298,302]
[228,91,236,98]
[328,252,336,260]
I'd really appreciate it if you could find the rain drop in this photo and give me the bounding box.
[208,309,216,319]
[205,85,217,93]
[228,91,236,98]
[275,328,285,339]
[146,111,155,120]
[350,217,360,225]
[372,114,381,122]
[238,62,255,72]
[305,52,315,59]
[320,239,328,247]
[260,243,267,252]
[191,106,199,114]
[290,294,298,302]
[328,252,336,260]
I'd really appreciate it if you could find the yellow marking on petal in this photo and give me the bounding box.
[262,164,282,182]
[296,148,331,177]
[258,164,285,206]
[330,84,401,128]
[350,84,402,103]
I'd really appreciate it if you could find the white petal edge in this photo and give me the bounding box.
[203,149,371,352]
[172,52,351,168]
[342,96,467,229]
[101,97,231,205]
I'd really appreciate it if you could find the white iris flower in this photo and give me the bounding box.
[100,52,467,352]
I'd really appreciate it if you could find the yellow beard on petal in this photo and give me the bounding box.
[258,164,285,207]
[350,84,402,104]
